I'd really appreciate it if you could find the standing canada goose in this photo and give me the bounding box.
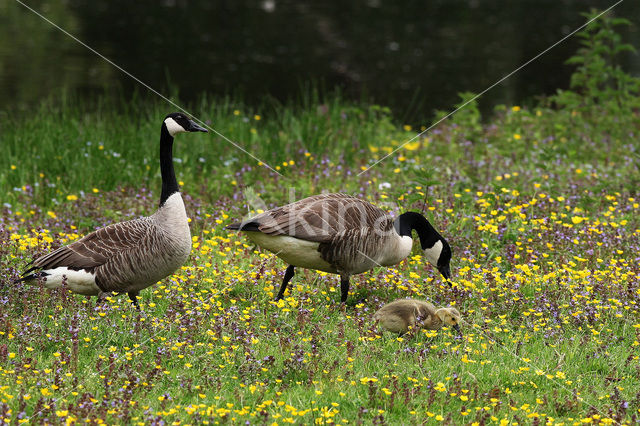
[14,113,207,309]
[226,193,452,303]
[373,299,461,335]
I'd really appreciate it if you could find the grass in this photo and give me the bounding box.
[0,91,402,208]
[0,91,638,425]
[2,17,640,420]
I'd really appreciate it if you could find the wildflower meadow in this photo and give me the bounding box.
[1,12,639,425]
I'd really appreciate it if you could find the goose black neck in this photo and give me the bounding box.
[395,212,441,249]
[159,125,179,206]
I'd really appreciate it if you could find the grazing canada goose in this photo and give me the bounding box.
[226,193,452,303]
[15,113,207,309]
[374,299,462,335]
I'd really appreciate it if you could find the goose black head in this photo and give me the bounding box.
[423,237,452,283]
[163,112,208,137]
[395,211,453,284]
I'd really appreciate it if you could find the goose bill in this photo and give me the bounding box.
[438,264,451,282]
[187,119,208,132]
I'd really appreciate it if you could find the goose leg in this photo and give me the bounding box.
[340,275,350,303]
[275,265,295,301]
[128,291,141,311]
[95,291,110,311]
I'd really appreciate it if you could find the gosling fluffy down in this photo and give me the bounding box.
[373,299,461,335]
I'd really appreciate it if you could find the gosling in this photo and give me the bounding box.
[373,299,462,335]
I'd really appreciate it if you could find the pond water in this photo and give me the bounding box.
[1,0,638,121]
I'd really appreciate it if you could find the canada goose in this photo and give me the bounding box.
[373,299,462,335]
[226,193,452,303]
[14,113,207,309]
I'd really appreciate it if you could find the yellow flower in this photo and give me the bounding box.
[403,124,412,131]
[66,194,78,201]
[512,106,521,112]
[513,133,521,140]
[405,141,420,151]
[47,211,57,219]
[10,165,16,170]
[254,114,261,121]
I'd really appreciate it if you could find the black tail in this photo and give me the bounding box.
[14,275,35,284]
[226,221,261,232]
[225,222,242,230]
[13,271,47,284]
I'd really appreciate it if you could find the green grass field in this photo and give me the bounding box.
[1,16,640,425]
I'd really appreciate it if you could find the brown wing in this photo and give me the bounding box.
[93,226,164,293]
[247,193,392,242]
[25,217,153,274]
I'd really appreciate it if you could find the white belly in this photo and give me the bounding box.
[41,267,101,296]
[379,235,413,266]
[245,232,337,273]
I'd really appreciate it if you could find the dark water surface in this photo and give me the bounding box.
[1,0,638,121]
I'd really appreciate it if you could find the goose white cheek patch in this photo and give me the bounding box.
[164,117,186,136]
[423,240,443,267]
